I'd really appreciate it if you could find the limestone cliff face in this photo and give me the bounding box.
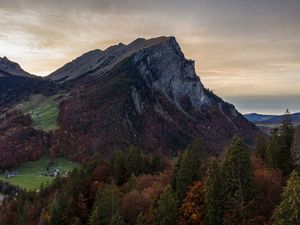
[132,37,210,111]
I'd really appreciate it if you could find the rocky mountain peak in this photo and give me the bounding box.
[131,37,210,111]
[0,56,32,77]
[48,36,177,82]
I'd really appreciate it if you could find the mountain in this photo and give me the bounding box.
[0,57,55,110]
[245,112,300,134]
[245,112,300,124]
[0,56,33,77]
[48,37,177,82]
[244,113,275,123]
[0,37,260,167]
[46,37,259,159]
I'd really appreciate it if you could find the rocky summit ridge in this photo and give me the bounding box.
[0,56,33,77]
[0,36,260,166]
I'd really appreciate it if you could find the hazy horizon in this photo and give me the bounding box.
[1,0,300,115]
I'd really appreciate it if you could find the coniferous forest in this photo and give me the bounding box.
[1,110,300,225]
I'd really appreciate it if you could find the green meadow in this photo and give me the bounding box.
[14,94,61,132]
[0,156,78,191]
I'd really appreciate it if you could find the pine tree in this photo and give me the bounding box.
[265,129,280,169]
[154,185,178,225]
[280,109,295,150]
[272,170,300,225]
[254,133,268,160]
[152,154,165,174]
[292,126,300,171]
[173,137,205,201]
[223,136,256,203]
[111,150,128,185]
[278,109,294,174]
[128,146,144,176]
[204,159,224,225]
[88,184,121,225]
[49,194,68,225]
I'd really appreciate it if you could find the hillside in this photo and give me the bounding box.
[0,57,56,110]
[47,37,259,159]
[0,36,259,167]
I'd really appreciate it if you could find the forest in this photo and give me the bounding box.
[0,110,299,225]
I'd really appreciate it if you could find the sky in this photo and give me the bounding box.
[1,0,300,114]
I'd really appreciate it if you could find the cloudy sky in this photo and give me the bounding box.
[1,0,300,114]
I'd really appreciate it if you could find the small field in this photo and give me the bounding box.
[14,94,62,132]
[0,156,78,191]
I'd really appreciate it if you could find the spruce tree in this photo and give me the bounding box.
[278,109,294,174]
[111,150,128,185]
[292,126,300,171]
[152,154,164,174]
[223,136,255,203]
[88,184,121,225]
[272,170,300,225]
[154,185,178,225]
[222,136,257,225]
[174,137,204,201]
[280,109,295,150]
[204,159,224,225]
[49,194,68,225]
[266,129,280,169]
[127,146,144,176]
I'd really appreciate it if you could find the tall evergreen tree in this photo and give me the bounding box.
[49,194,68,225]
[265,129,281,169]
[278,109,294,174]
[204,159,224,225]
[280,109,295,150]
[111,150,128,185]
[292,126,300,171]
[152,154,165,174]
[154,185,178,225]
[272,170,300,225]
[222,136,257,225]
[88,184,121,225]
[223,136,256,203]
[173,137,205,201]
[127,146,144,176]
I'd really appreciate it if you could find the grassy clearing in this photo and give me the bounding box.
[15,94,62,132]
[0,156,78,191]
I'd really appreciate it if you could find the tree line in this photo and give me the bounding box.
[1,109,300,225]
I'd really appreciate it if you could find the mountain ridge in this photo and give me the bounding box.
[245,112,300,124]
[47,36,175,82]
[0,36,260,167]
[0,56,34,77]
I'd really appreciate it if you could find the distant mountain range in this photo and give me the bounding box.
[0,36,260,168]
[245,112,300,133]
[245,112,300,124]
